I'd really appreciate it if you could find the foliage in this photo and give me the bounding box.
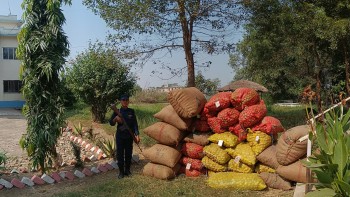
[195,71,221,96]
[72,122,84,138]
[65,41,136,123]
[231,1,350,104]
[17,0,71,173]
[60,70,77,108]
[97,135,116,159]
[304,104,350,197]
[82,0,243,87]
[0,151,7,169]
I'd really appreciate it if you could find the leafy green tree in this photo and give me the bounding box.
[83,0,243,87]
[195,71,220,96]
[17,0,71,173]
[66,42,136,123]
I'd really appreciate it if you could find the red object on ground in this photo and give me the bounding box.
[252,116,285,135]
[231,88,260,111]
[239,100,267,128]
[229,124,247,141]
[82,168,93,177]
[207,117,223,133]
[179,156,203,170]
[31,175,45,185]
[217,108,240,129]
[11,178,25,189]
[50,172,62,183]
[204,92,232,113]
[193,119,211,132]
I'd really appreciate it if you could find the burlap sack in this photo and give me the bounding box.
[143,162,180,180]
[183,132,210,146]
[143,122,185,146]
[154,105,193,131]
[276,160,307,183]
[276,125,310,165]
[168,87,207,118]
[256,145,280,169]
[142,144,182,168]
[259,172,293,190]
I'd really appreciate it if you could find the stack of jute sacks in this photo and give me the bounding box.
[257,124,310,187]
[141,86,309,191]
[142,87,207,180]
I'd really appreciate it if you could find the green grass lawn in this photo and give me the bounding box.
[59,102,306,197]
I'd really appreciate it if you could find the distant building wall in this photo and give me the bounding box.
[0,15,24,108]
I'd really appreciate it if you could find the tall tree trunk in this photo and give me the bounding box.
[178,0,196,87]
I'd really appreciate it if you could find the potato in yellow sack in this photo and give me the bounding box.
[247,129,272,155]
[255,163,276,173]
[228,159,254,173]
[203,143,231,164]
[208,132,239,148]
[202,156,227,172]
[207,172,266,190]
[225,143,256,166]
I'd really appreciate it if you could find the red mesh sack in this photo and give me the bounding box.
[252,116,285,135]
[179,156,204,170]
[229,124,247,141]
[202,107,217,119]
[204,92,232,113]
[194,119,211,132]
[217,108,240,129]
[179,166,206,177]
[181,142,204,159]
[207,117,223,133]
[231,88,260,111]
[239,100,267,128]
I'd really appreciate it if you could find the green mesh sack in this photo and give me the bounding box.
[208,132,239,148]
[225,143,256,166]
[228,159,254,173]
[247,129,272,155]
[203,143,231,164]
[255,163,276,173]
[202,156,227,172]
[207,172,266,190]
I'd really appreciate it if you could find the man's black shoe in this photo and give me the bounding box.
[118,173,124,179]
[125,170,132,176]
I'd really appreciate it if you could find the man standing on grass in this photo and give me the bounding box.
[109,94,140,179]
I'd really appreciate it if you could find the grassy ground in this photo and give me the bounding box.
[58,102,306,197]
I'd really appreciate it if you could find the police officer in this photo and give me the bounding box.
[109,94,140,179]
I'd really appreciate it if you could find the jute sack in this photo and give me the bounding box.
[168,87,207,118]
[256,145,280,169]
[142,144,182,168]
[276,160,307,183]
[143,122,185,146]
[154,105,193,131]
[143,162,181,180]
[259,172,293,191]
[183,132,210,146]
[276,125,310,165]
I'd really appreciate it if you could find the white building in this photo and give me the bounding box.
[0,15,24,108]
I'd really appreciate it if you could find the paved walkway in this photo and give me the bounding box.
[0,108,27,157]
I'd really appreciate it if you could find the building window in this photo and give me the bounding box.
[3,80,22,93]
[3,47,17,60]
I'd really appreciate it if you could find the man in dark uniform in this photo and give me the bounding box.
[109,94,140,179]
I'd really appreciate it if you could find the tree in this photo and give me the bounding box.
[83,0,244,87]
[195,71,220,96]
[66,42,136,123]
[17,0,71,173]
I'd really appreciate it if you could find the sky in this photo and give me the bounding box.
[0,0,242,88]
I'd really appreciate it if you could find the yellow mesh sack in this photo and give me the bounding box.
[228,159,254,173]
[247,129,272,155]
[208,132,239,148]
[203,143,231,164]
[255,163,276,173]
[202,156,227,172]
[207,172,267,190]
[225,143,256,166]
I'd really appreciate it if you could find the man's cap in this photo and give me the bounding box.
[120,94,129,100]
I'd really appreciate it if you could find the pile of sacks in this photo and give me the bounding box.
[141,87,310,191]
